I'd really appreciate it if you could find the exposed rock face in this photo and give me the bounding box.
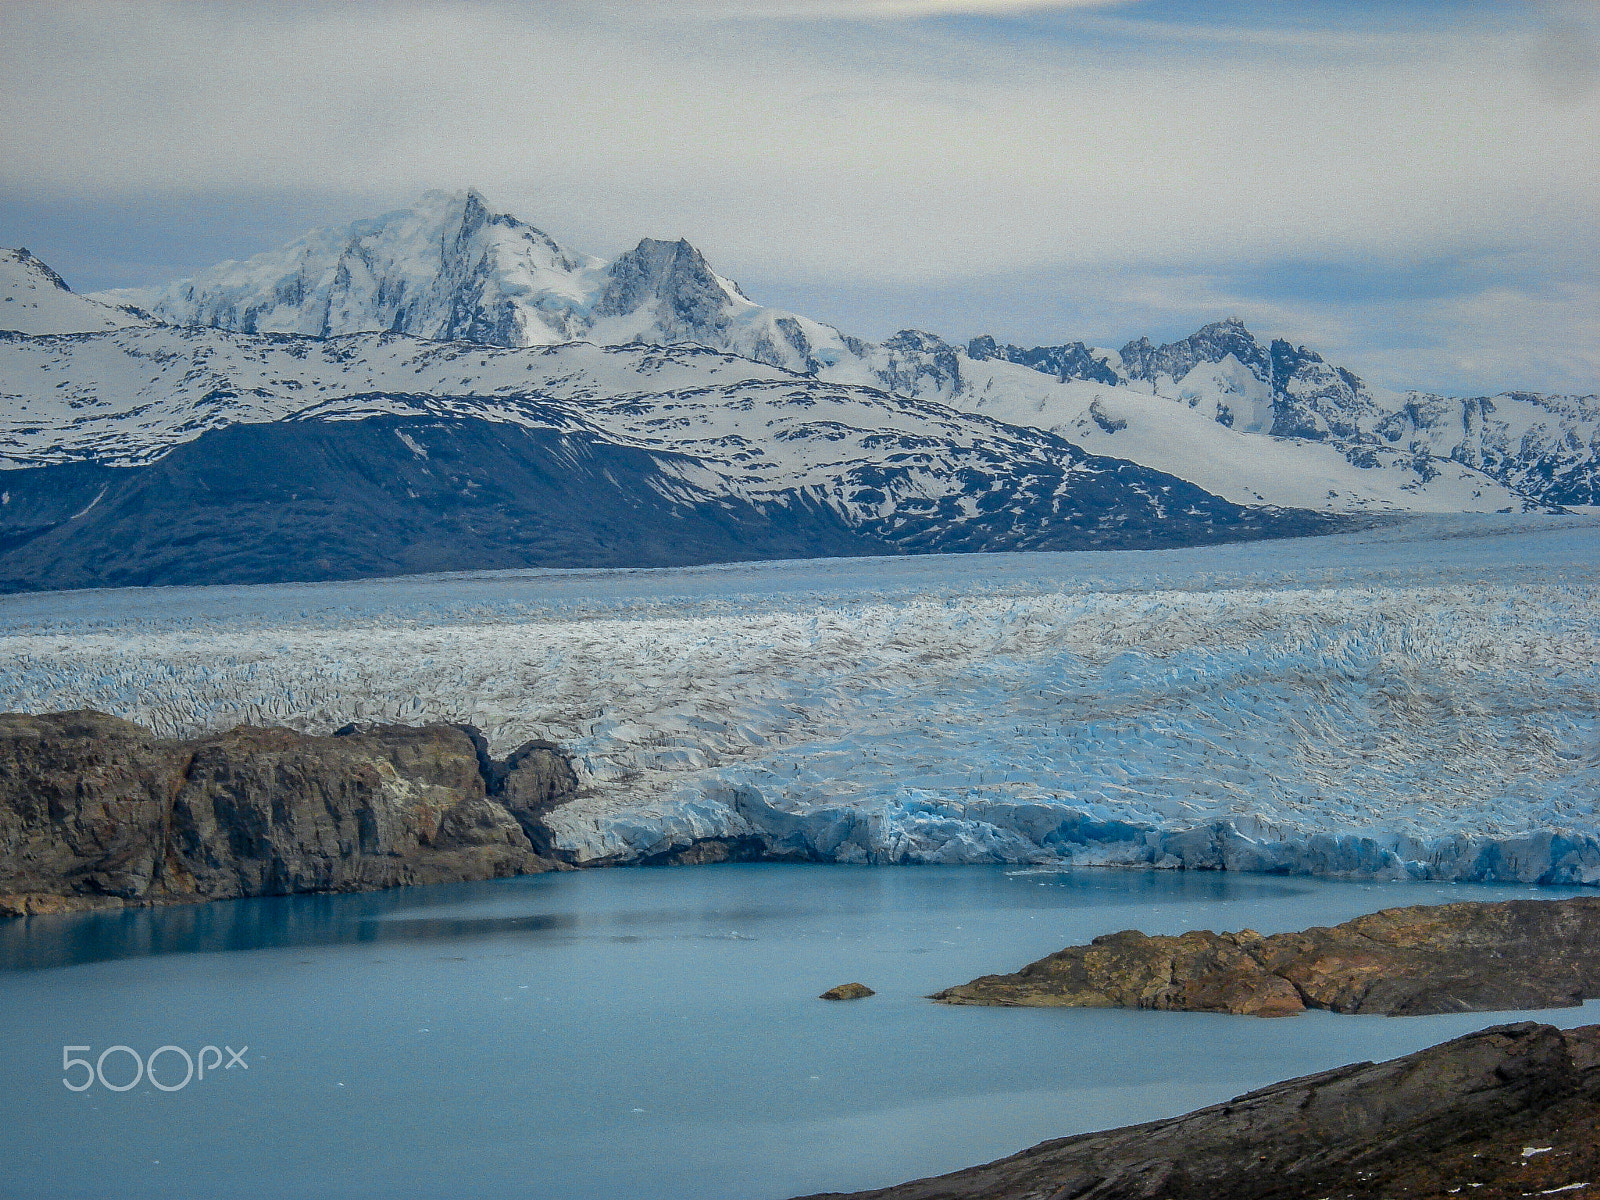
[1119,318,1274,389]
[967,334,1121,386]
[592,237,739,344]
[878,329,966,396]
[0,711,176,907]
[0,711,578,917]
[451,725,580,857]
[931,898,1600,1016]
[794,1021,1600,1200]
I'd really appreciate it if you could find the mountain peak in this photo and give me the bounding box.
[3,247,70,293]
[92,189,605,345]
[85,194,814,358]
[966,334,1122,386]
[2,247,151,335]
[883,329,953,354]
[591,236,745,338]
[1121,318,1270,385]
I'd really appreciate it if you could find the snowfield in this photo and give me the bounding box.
[945,362,1530,514]
[0,328,796,467]
[2,515,1597,882]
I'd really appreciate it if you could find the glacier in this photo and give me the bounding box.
[0,514,1596,883]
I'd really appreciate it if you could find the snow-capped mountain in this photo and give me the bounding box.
[0,281,1334,589]
[0,323,797,467]
[88,191,1595,513]
[95,191,604,345]
[0,320,1297,537]
[952,319,1598,509]
[1371,391,1600,508]
[0,243,1431,523]
[94,190,857,378]
[0,248,151,336]
[861,330,1515,513]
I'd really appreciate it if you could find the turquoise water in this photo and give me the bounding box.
[1,864,1595,1200]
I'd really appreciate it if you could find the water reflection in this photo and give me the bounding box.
[0,863,1334,974]
[0,885,580,971]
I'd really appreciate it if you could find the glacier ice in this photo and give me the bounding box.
[0,514,1596,883]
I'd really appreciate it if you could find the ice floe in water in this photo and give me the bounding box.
[1,513,1598,882]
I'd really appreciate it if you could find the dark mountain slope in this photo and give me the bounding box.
[0,417,884,590]
[0,411,1343,593]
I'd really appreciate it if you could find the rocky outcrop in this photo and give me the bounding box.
[0,711,579,916]
[931,897,1600,1016]
[966,334,1121,386]
[794,1021,1600,1200]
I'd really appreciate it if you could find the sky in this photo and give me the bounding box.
[1,0,1596,395]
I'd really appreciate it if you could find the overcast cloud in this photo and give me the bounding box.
[1,0,1595,393]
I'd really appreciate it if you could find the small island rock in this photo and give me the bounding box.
[821,983,875,1000]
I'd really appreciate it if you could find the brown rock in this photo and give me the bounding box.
[165,722,546,899]
[791,1021,1600,1200]
[931,897,1600,1017]
[0,711,578,915]
[0,892,131,918]
[821,983,875,1000]
[0,710,178,903]
[494,738,581,855]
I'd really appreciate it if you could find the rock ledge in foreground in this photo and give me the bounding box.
[793,1021,1600,1200]
[931,897,1600,1016]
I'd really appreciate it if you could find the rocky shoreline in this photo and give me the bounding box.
[0,710,579,917]
[795,1021,1600,1200]
[932,897,1600,1016]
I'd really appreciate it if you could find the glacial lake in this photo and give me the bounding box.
[2,865,1595,1200]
